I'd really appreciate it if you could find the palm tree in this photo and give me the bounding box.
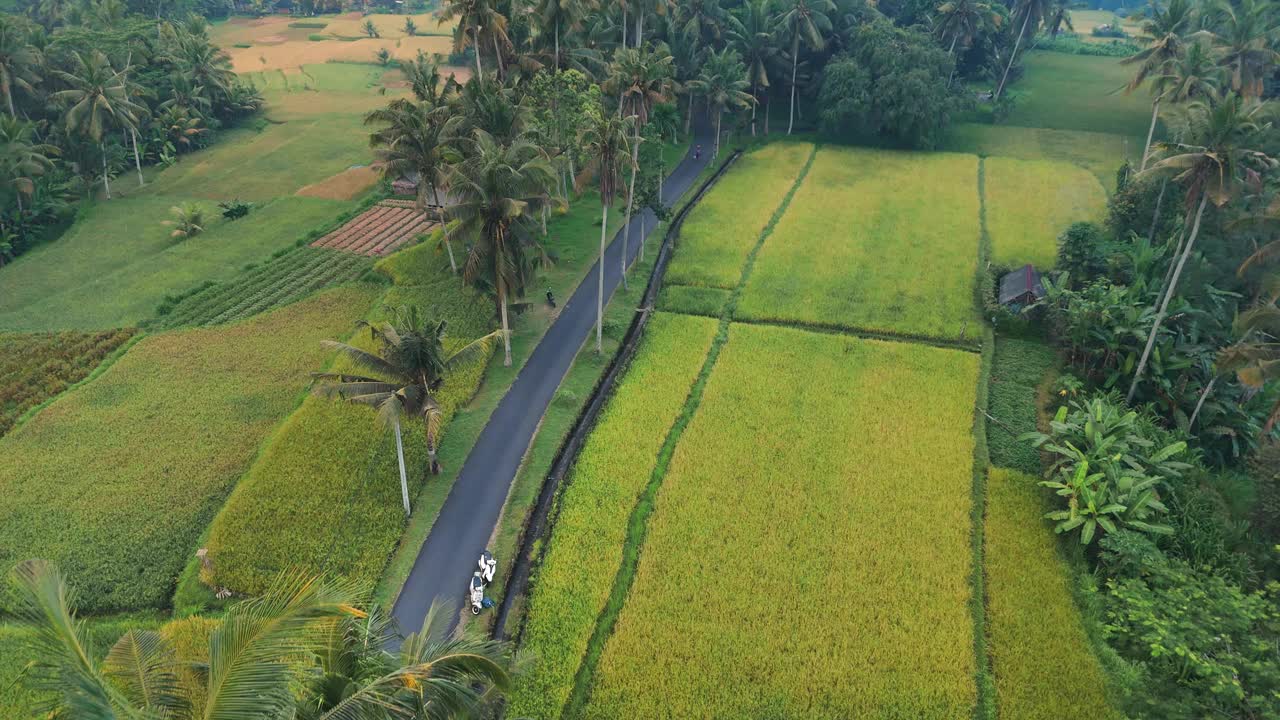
[441,0,510,82]
[729,0,780,135]
[366,98,458,272]
[1214,303,1280,433]
[1204,0,1279,99]
[1043,0,1073,37]
[577,110,632,353]
[451,130,556,366]
[0,15,40,117]
[688,47,753,158]
[536,0,584,71]
[164,31,237,111]
[607,45,674,287]
[1128,93,1275,403]
[314,307,501,506]
[777,0,833,135]
[7,559,513,719]
[50,49,143,200]
[0,116,55,214]
[674,0,727,55]
[934,0,1001,87]
[1123,0,1193,170]
[994,0,1048,101]
[162,202,205,239]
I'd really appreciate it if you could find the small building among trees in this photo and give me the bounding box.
[999,264,1046,310]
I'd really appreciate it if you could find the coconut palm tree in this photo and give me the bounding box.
[1043,0,1073,37]
[606,45,674,287]
[1204,0,1279,99]
[631,0,671,46]
[0,116,55,213]
[994,0,1048,101]
[49,49,143,200]
[1128,92,1275,403]
[441,0,510,82]
[450,130,556,366]
[7,559,514,720]
[1214,303,1280,433]
[366,97,458,272]
[729,0,780,135]
[0,15,40,117]
[163,31,236,111]
[934,0,1002,87]
[314,307,501,508]
[577,109,632,353]
[1123,0,1193,170]
[687,47,753,158]
[536,0,585,71]
[777,0,833,135]
[674,0,727,55]
[162,202,205,239]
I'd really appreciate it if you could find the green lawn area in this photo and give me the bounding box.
[1004,52,1153,138]
[0,287,377,613]
[0,195,351,331]
[737,146,983,341]
[583,324,979,718]
[943,123,1136,192]
[984,156,1108,268]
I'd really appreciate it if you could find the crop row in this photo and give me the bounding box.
[737,147,983,341]
[0,288,378,613]
[158,247,372,329]
[0,328,135,437]
[984,157,1107,269]
[311,204,431,256]
[201,253,496,596]
[988,338,1057,474]
[985,467,1120,718]
[583,324,980,718]
[506,312,719,719]
[663,142,814,291]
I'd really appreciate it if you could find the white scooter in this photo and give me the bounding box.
[469,550,497,615]
[469,572,486,615]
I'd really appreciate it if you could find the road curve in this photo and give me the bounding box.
[390,125,714,639]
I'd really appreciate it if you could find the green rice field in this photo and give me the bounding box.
[984,156,1108,268]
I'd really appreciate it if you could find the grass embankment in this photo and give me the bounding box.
[505,313,719,719]
[738,147,982,341]
[0,287,377,613]
[0,329,136,436]
[582,324,980,718]
[0,196,351,332]
[985,468,1121,718]
[984,156,1107,268]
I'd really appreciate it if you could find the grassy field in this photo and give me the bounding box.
[0,196,350,331]
[1006,52,1152,138]
[984,156,1108,268]
[738,147,982,341]
[943,123,1135,192]
[664,141,814,290]
[0,287,377,613]
[0,329,135,435]
[582,324,979,718]
[985,468,1120,718]
[988,338,1057,475]
[1070,9,1143,41]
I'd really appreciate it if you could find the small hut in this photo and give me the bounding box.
[999,264,1045,309]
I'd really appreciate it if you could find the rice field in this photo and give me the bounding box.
[1006,53,1153,138]
[942,123,1136,192]
[0,328,135,436]
[310,201,434,256]
[507,312,719,719]
[0,287,377,612]
[984,157,1108,268]
[737,147,983,341]
[582,324,980,719]
[664,141,814,290]
[227,36,454,73]
[985,468,1120,718]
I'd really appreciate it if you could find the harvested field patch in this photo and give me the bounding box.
[227,36,453,73]
[0,328,136,436]
[324,11,455,38]
[296,165,381,200]
[311,200,433,256]
[738,147,982,341]
[507,312,719,719]
[985,156,1107,268]
[584,324,979,718]
[0,287,378,612]
[986,468,1121,719]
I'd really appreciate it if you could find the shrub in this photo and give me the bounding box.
[218,198,252,220]
[1057,221,1109,283]
[288,20,328,28]
[308,34,326,41]
[375,48,391,66]
[233,42,251,48]
[1037,34,1140,57]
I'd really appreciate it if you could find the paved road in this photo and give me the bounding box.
[390,127,713,639]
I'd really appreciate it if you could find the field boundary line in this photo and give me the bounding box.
[660,311,984,353]
[6,330,144,439]
[560,144,819,718]
[971,157,997,720]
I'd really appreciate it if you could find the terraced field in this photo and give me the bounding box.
[311,200,435,256]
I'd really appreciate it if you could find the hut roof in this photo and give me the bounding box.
[999,264,1045,305]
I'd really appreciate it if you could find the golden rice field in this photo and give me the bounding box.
[507,312,719,719]
[664,142,814,291]
[737,147,983,341]
[227,35,454,73]
[583,324,980,719]
[984,157,1108,269]
[985,468,1121,718]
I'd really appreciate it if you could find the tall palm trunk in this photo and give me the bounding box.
[100,143,111,199]
[946,34,959,88]
[787,35,799,136]
[1147,178,1167,244]
[1189,374,1217,430]
[1141,99,1160,171]
[393,416,411,515]
[555,19,560,72]
[429,181,457,274]
[130,127,143,187]
[4,83,13,117]
[473,25,483,80]
[995,11,1031,101]
[622,121,639,290]
[621,3,627,47]
[492,33,504,80]
[714,108,722,157]
[765,94,770,135]
[597,202,608,352]
[636,10,643,45]
[498,276,512,366]
[750,82,758,136]
[1128,192,1209,403]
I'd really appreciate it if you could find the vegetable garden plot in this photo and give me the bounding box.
[507,312,719,719]
[737,147,983,341]
[985,468,1120,719]
[584,324,980,719]
[984,157,1107,269]
[0,287,377,612]
[310,201,435,256]
[663,141,814,291]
